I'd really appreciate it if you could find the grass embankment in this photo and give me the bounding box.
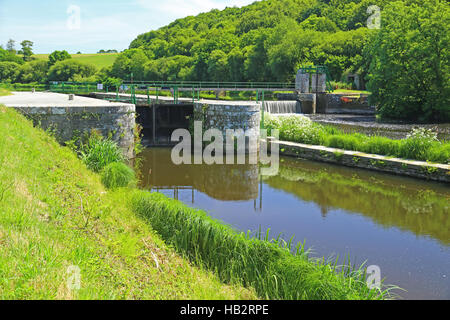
[0,88,11,96]
[265,115,450,164]
[131,192,388,300]
[33,53,119,69]
[0,106,255,299]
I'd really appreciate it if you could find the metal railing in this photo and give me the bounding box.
[125,81,296,90]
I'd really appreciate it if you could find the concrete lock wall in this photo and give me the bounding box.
[14,105,136,158]
[296,71,327,94]
[193,100,261,153]
[295,70,310,93]
[298,93,316,114]
[311,73,327,93]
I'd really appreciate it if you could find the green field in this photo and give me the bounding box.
[33,53,119,69]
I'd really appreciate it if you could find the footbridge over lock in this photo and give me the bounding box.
[48,66,336,147]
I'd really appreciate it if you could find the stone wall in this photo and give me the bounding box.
[14,105,136,158]
[193,100,261,153]
[267,139,450,183]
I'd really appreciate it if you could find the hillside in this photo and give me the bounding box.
[0,105,255,299]
[33,53,119,69]
[110,0,388,83]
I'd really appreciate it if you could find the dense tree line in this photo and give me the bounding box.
[366,0,449,121]
[110,0,390,83]
[0,47,105,84]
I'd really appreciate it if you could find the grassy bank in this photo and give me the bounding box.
[0,105,255,299]
[0,88,11,96]
[265,115,450,164]
[131,192,389,300]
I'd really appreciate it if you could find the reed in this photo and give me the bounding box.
[101,162,136,189]
[80,136,124,172]
[131,191,391,300]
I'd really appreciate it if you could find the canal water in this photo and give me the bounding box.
[138,148,449,300]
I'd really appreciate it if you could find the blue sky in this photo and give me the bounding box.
[0,0,254,54]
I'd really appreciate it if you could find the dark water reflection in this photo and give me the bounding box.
[138,148,450,300]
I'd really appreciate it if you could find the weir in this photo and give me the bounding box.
[264,101,301,114]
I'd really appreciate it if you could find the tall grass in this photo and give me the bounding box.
[264,115,450,164]
[101,162,136,189]
[131,191,390,300]
[80,135,124,172]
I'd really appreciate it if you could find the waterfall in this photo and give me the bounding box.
[264,101,302,114]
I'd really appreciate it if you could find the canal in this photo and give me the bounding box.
[138,148,449,300]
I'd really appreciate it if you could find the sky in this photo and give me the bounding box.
[0,0,255,54]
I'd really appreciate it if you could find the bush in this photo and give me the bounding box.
[264,115,449,164]
[399,128,439,161]
[0,61,20,82]
[48,59,97,82]
[326,134,363,151]
[276,115,324,145]
[426,143,450,164]
[101,162,135,189]
[81,136,124,172]
[363,136,401,157]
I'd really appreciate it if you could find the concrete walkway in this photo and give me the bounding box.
[0,91,134,108]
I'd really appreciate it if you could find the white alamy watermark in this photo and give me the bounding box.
[171,121,279,176]
[366,265,381,290]
[67,5,81,30]
[367,5,381,29]
[67,265,81,291]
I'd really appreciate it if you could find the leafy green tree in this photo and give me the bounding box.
[47,60,97,82]
[48,50,71,67]
[300,14,338,32]
[18,60,49,83]
[0,61,20,82]
[227,48,245,81]
[366,0,450,122]
[20,40,34,61]
[111,48,149,81]
[207,50,228,81]
[0,47,24,64]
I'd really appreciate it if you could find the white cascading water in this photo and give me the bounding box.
[264,101,302,114]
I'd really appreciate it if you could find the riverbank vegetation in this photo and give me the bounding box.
[264,115,450,164]
[0,106,255,299]
[131,191,389,300]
